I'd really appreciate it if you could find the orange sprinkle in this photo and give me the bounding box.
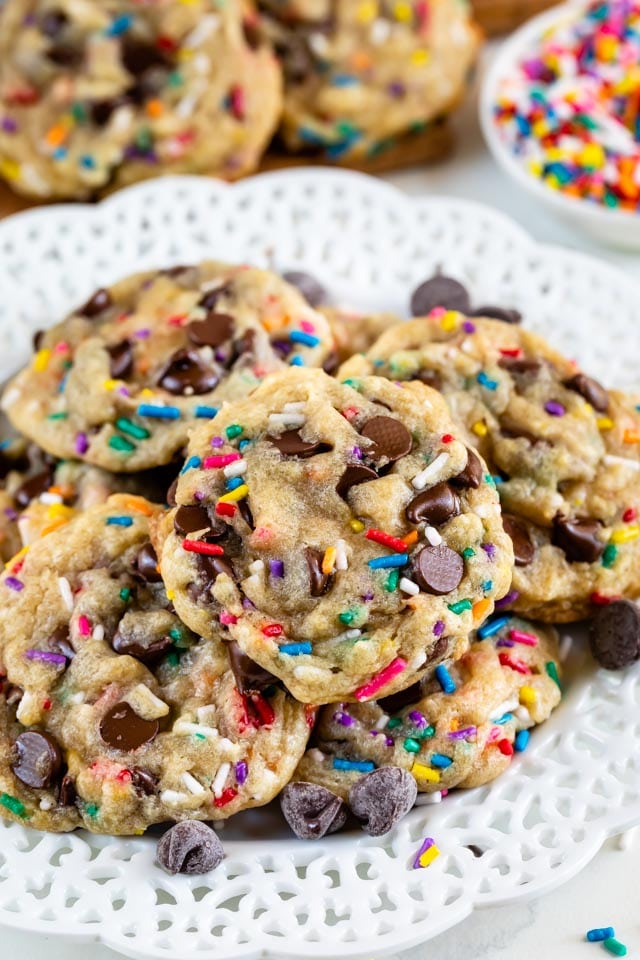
[624,429,640,444]
[145,99,164,118]
[40,518,71,537]
[121,496,155,516]
[45,123,68,148]
[401,530,419,546]
[472,598,491,622]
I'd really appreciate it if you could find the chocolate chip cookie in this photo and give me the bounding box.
[157,367,513,705]
[0,495,310,834]
[0,0,281,199]
[2,262,333,472]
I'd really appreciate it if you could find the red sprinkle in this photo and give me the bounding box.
[497,738,514,756]
[166,314,188,327]
[623,507,637,523]
[262,623,283,637]
[591,591,622,606]
[42,698,52,711]
[182,539,224,556]
[156,34,178,52]
[215,502,236,518]
[498,653,531,675]
[115,769,132,783]
[246,693,275,727]
[366,528,410,553]
[204,453,241,469]
[214,787,238,808]
[499,347,522,357]
[441,433,454,444]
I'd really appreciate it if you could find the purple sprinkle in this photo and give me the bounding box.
[433,620,446,637]
[214,349,227,363]
[370,730,379,737]
[5,577,24,591]
[269,559,285,578]
[408,710,427,727]
[1,117,17,134]
[413,838,435,869]
[4,507,18,521]
[362,592,375,602]
[448,726,477,740]
[242,597,255,610]
[496,639,515,648]
[352,446,363,460]
[481,542,496,560]
[25,649,67,666]
[463,320,476,334]
[545,400,565,417]
[134,328,151,339]
[496,590,519,608]
[334,710,355,727]
[75,432,89,455]
[385,736,395,747]
[235,760,248,786]
[211,436,224,448]
[117,387,130,398]
[272,339,293,357]
[388,81,406,98]
[193,490,206,501]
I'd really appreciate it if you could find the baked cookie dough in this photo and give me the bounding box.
[0,0,281,199]
[261,0,480,160]
[294,617,562,799]
[0,496,310,834]
[322,307,400,366]
[2,262,333,472]
[340,314,640,621]
[157,367,513,705]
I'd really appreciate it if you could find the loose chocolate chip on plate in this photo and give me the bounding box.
[360,416,412,463]
[267,429,331,458]
[502,514,535,566]
[410,275,471,317]
[552,515,605,564]
[306,547,335,597]
[107,340,134,380]
[349,767,417,837]
[282,271,327,308]
[229,641,277,695]
[188,313,235,349]
[99,702,159,751]
[450,447,483,489]
[157,349,218,395]
[472,305,522,325]
[589,600,640,670]
[130,766,159,796]
[59,774,76,807]
[157,821,224,875]
[14,468,54,508]
[132,542,162,583]
[413,544,464,595]
[12,731,63,789]
[78,288,112,318]
[563,373,609,413]
[406,482,460,526]
[336,464,378,500]
[281,782,347,840]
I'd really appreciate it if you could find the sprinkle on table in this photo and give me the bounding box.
[413,837,440,869]
[586,927,615,942]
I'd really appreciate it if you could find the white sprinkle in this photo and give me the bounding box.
[306,748,326,764]
[223,460,247,479]
[491,697,518,720]
[474,503,501,518]
[399,577,419,596]
[617,827,637,851]
[514,706,531,725]
[192,52,210,75]
[284,402,306,412]
[412,452,449,490]
[604,454,640,472]
[424,525,442,546]
[308,31,329,55]
[182,772,206,796]
[68,692,85,705]
[335,539,348,571]
[212,762,231,798]
[16,690,37,725]
[375,714,390,730]
[196,705,216,724]
[559,634,573,662]
[39,797,54,811]
[415,792,443,805]
[184,13,220,47]
[370,18,391,44]
[161,790,189,805]
[345,629,361,640]
[409,651,427,670]
[268,412,306,428]
[92,625,104,642]
[58,576,74,612]
[173,720,219,739]
[39,492,63,506]
[249,559,265,575]
[1,387,20,409]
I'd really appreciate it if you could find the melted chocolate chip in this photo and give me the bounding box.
[174,505,214,537]
[238,498,254,530]
[502,514,535,566]
[187,554,235,603]
[121,38,169,77]
[107,340,134,380]
[166,478,178,507]
[498,357,542,376]
[563,373,609,413]
[12,731,62,789]
[280,782,347,840]
[349,767,417,837]
[412,544,464,595]
[336,464,378,500]
[589,600,640,670]
[59,774,76,807]
[111,624,173,665]
[228,641,277,695]
[198,286,229,312]
[132,542,162,583]
[322,350,340,375]
[360,416,412,464]
[552,515,605,564]
[14,468,53,508]
[410,275,471,317]
[157,821,224,875]
[450,448,483,489]
[232,329,256,361]
[78,288,112,318]
[306,547,335,597]
[188,313,235,349]
[131,766,159,796]
[406,483,460,526]
[378,681,423,714]
[91,97,128,127]
[157,349,218,395]
[282,271,327,308]
[99,702,159,751]
[267,430,331,458]
[472,305,522,325]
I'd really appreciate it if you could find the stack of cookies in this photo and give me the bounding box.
[0,0,480,202]
[0,260,635,875]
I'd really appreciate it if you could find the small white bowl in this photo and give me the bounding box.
[480,2,640,251]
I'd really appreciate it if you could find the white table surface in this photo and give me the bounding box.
[2,45,639,960]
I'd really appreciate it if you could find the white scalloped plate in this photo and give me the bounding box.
[0,170,640,960]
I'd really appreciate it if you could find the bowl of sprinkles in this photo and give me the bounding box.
[481,0,640,249]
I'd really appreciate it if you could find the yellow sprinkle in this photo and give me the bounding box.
[578,142,605,169]
[610,525,640,544]
[166,589,175,601]
[139,388,155,398]
[102,379,119,391]
[356,0,378,22]
[218,484,248,504]
[350,519,365,533]
[322,546,337,575]
[33,349,51,373]
[410,48,430,67]
[440,311,458,332]
[5,545,29,569]
[417,844,441,868]
[411,762,441,783]
[597,417,614,431]
[393,0,413,20]
[46,503,75,520]
[472,420,488,437]
[40,518,71,537]
[0,157,20,181]
[519,685,537,707]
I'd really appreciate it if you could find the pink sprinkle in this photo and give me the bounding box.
[54,341,69,354]
[354,657,407,702]
[77,615,91,637]
[203,453,241,469]
[220,610,238,625]
[229,85,246,120]
[300,320,316,333]
[509,629,538,646]
[428,306,446,319]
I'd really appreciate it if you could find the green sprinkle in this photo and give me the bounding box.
[71,102,88,123]
[115,417,150,440]
[169,627,183,642]
[85,803,99,819]
[546,661,561,689]
[119,587,131,602]
[341,378,362,390]
[484,473,496,487]
[226,424,243,440]
[603,939,627,957]
[135,126,153,152]
[462,547,476,559]
[403,738,421,753]
[386,717,403,730]
[339,611,355,625]
[385,569,400,592]
[108,435,136,453]
[0,792,29,819]
[448,599,473,615]
[193,733,206,742]
[47,412,68,421]
[166,651,181,668]
[167,70,184,87]
[414,724,435,740]
[602,543,618,569]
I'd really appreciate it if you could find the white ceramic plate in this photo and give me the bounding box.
[0,170,640,960]
[480,2,640,252]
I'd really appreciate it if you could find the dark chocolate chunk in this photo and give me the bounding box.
[173,504,214,537]
[306,547,335,597]
[59,774,76,807]
[563,373,609,413]
[107,340,134,380]
[198,286,229,312]
[228,641,277,695]
[90,96,127,127]
[589,600,640,670]
[406,482,460,526]
[267,430,331,458]
[14,468,53,508]
[121,38,169,76]
[410,275,471,317]
[502,514,535,566]
[282,271,327,308]
[238,499,254,530]
[498,357,542,375]
[378,681,423,714]
[280,782,347,840]
[99,702,159,751]
[188,313,235,349]
[132,542,162,583]
[412,544,464,595]
[111,621,173,665]
[157,821,224,875]
[78,288,112,318]
[552,515,605,564]
[188,554,235,603]
[450,448,483,489]
[472,305,522,325]
[336,464,378,500]
[166,478,178,507]
[130,766,159,796]
[156,349,218,395]
[348,767,417,837]
[322,350,340,375]
[360,416,412,464]
[12,731,62,789]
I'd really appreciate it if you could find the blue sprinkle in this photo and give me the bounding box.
[225,477,244,491]
[477,615,512,640]
[279,642,312,656]
[477,371,498,391]
[586,928,615,943]
[180,456,201,475]
[195,405,218,419]
[430,754,453,769]
[493,713,514,725]
[330,74,359,87]
[333,758,375,773]
[137,404,181,420]
[514,729,530,752]
[435,664,456,695]
[106,516,133,527]
[79,155,96,169]
[289,356,305,367]
[106,13,133,36]
[298,126,328,146]
[373,359,385,367]
[482,580,494,592]
[53,147,68,161]
[492,475,503,485]
[290,331,320,348]
[58,373,69,394]
[238,439,252,452]
[368,553,409,570]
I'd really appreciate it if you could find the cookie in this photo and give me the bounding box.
[0,495,310,834]
[157,367,513,705]
[260,0,480,160]
[2,262,333,472]
[0,0,281,200]
[322,306,400,366]
[340,315,640,621]
[293,617,562,800]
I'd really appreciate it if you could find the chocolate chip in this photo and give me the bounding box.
[238,499,254,530]
[498,357,542,376]
[32,330,45,351]
[59,774,76,807]
[198,286,229,312]
[322,350,340,375]
[99,702,159,751]
[502,514,535,566]
[130,766,158,796]
[91,97,127,127]
[472,305,522,325]
[378,681,423,714]
[107,340,134,380]
[450,448,483,489]
[410,275,471,317]
[360,416,412,464]
[412,544,464,595]
[589,600,640,670]
[336,464,378,500]
[406,483,460,526]
[188,554,235,603]
[282,271,327,308]
[174,505,213,537]
[306,547,335,597]
[166,478,178,507]
[157,821,224,875]
[232,329,256,361]
[188,313,235,349]
[157,349,218,395]
[12,731,63,789]
[415,369,442,390]
[49,625,75,661]
[121,38,169,77]
[132,542,162,583]
[46,43,82,67]
[228,641,277,695]
[14,468,53,508]
[78,288,112,318]
[552,515,605,564]
[111,621,173,665]
[348,767,417,837]
[267,430,331,458]
[563,373,609,413]
[280,782,347,840]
